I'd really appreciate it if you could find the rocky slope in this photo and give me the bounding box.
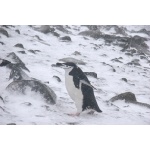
[0,25,150,124]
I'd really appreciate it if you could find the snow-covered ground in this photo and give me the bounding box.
[0,25,150,124]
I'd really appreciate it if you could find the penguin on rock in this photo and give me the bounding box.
[56,62,102,116]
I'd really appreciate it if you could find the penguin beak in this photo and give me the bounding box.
[56,63,71,69]
[56,63,66,69]
[56,63,64,67]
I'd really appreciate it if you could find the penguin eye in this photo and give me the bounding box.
[65,65,70,68]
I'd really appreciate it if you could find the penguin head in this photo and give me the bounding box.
[56,62,77,70]
[0,59,11,67]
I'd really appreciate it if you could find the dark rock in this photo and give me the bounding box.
[101,54,107,57]
[102,62,116,72]
[0,28,9,37]
[6,52,30,72]
[121,78,128,82]
[127,61,141,66]
[65,25,71,29]
[34,50,41,52]
[2,25,14,28]
[112,68,116,72]
[72,51,81,55]
[83,37,89,40]
[36,25,55,34]
[133,28,150,36]
[28,50,41,54]
[44,81,49,84]
[134,101,150,109]
[0,96,4,103]
[54,25,71,34]
[0,59,11,66]
[125,53,133,56]
[6,80,57,104]
[17,51,26,54]
[0,96,3,100]
[1,25,9,28]
[28,50,36,54]
[113,26,127,36]
[53,76,61,82]
[118,57,123,59]
[110,92,137,103]
[118,37,129,43]
[79,30,102,39]
[136,52,146,56]
[102,25,127,36]
[104,34,149,54]
[127,59,141,66]
[35,35,43,41]
[9,67,30,81]
[132,59,140,63]
[130,35,149,53]
[15,29,20,34]
[127,49,137,54]
[60,36,71,42]
[140,56,147,59]
[84,72,97,78]
[7,123,16,125]
[121,48,127,52]
[84,25,98,31]
[0,41,4,45]
[52,32,60,37]
[22,102,32,106]
[8,63,30,72]
[110,92,150,109]
[111,58,123,63]
[103,35,129,44]
[14,43,24,49]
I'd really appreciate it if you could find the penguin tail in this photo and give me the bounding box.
[95,106,102,113]
[96,108,102,113]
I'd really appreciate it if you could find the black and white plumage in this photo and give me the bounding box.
[57,62,102,115]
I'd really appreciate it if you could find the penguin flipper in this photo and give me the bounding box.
[81,84,102,113]
[80,80,97,90]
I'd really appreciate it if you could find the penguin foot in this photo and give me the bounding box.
[87,110,95,115]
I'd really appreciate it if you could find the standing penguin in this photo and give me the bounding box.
[56,62,102,116]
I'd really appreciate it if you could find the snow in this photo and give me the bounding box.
[0,25,150,124]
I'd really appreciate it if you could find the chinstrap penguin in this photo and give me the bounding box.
[56,62,102,116]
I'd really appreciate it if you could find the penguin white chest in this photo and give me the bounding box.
[65,71,83,112]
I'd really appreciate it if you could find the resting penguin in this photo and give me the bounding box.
[57,62,102,116]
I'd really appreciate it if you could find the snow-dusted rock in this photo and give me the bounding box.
[79,30,102,39]
[1,25,150,125]
[6,52,30,72]
[14,43,24,49]
[9,68,31,81]
[6,80,57,104]
[0,28,9,37]
[54,25,71,34]
[36,25,55,34]
[60,36,72,42]
[110,92,137,103]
